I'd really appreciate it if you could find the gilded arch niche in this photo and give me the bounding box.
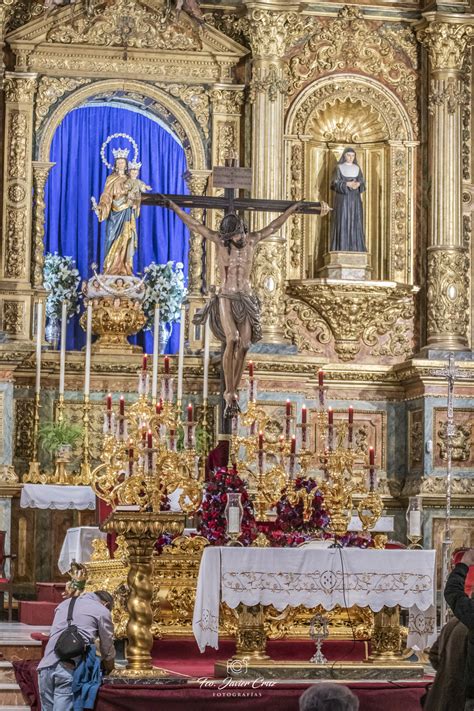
[285,74,418,285]
[36,78,208,169]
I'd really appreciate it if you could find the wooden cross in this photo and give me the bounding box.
[142,161,326,216]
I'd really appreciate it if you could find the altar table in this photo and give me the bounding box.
[58,525,106,574]
[20,483,96,511]
[193,547,436,652]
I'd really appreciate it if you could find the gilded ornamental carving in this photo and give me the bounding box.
[428,76,468,115]
[4,75,37,104]
[287,282,417,362]
[5,208,27,279]
[288,6,418,134]
[35,77,92,131]
[210,88,244,115]
[47,0,201,51]
[417,21,474,72]
[7,112,27,181]
[426,249,469,346]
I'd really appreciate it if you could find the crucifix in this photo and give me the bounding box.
[432,354,470,625]
[142,162,330,418]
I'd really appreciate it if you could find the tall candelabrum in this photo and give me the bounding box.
[92,360,203,677]
[230,364,382,539]
[92,359,202,513]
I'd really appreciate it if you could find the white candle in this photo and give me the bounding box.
[58,301,67,395]
[228,507,241,534]
[409,510,421,537]
[35,300,43,394]
[177,304,186,402]
[203,319,210,402]
[151,304,160,402]
[84,302,92,396]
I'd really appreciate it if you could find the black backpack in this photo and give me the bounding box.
[54,597,88,661]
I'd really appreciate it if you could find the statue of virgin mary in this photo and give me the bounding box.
[92,148,137,276]
[330,147,366,252]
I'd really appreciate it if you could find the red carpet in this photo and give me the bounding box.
[151,637,369,677]
[14,638,430,711]
[97,681,429,711]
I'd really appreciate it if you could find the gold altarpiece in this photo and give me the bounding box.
[0,0,472,613]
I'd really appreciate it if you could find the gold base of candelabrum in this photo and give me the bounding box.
[367,606,404,663]
[233,603,271,662]
[102,511,185,676]
[407,535,423,550]
[25,392,42,483]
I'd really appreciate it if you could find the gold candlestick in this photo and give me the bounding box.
[80,395,92,485]
[26,392,42,483]
[57,393,65,424]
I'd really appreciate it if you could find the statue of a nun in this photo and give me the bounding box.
[330,147,366,252]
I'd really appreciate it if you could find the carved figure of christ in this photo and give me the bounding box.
[161,199,305,415]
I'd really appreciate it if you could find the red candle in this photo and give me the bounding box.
[106,393,112,411]
[147,430,153,449]
[143,354,148,372]
[258,431,264,450]
[164,356,170,375]
[248,361,254,378]
[187,403,193,422]
[348,406,353,424]
[328,407,333,425]
[301,404,307,424]
[286,399,291,417]
[318,369,324,387]
[369,447,375,465]
[119,396,125,415]
[156,401,162,415]
[142,429,147,445]
[290,435,296,454]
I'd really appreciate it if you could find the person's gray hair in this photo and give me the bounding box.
[299,683,359,711]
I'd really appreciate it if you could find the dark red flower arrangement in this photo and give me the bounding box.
[198,467,373,549]
[198,466,258,546]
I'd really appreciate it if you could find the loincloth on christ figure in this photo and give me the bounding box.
[193,291,262,344]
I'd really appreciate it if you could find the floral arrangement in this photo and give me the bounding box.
[198,467,257,546]
[43,252,81,321]
[38,421,83,456]
[275,477,330,535]
[143,261,187,327]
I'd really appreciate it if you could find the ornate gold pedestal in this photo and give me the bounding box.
[85,296,145,354]
[368,605,404,662]
[233,603,271,662]
[102,510,185,677]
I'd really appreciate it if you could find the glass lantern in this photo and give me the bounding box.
[224,492,243,546]
[406,495,423,549]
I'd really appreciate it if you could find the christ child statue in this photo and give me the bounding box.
[124,161,152,210]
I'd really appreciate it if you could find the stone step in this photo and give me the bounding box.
[0,661,16,683]
[0,683,28,706]
[0,640,42,662]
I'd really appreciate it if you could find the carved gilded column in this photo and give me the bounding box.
[417,15,474,350]
[31,162,55,288]
[0,72,37,341]
[245,1,304,344]
[184,169,212,352]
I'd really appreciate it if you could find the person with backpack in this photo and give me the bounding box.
[37,590,115,711]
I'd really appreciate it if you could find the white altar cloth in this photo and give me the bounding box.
[58,526,106,574]
[20,484,96,511]
[193,547,436,652]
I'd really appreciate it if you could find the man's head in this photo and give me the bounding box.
[94,590,114,611]
[219,213,248,240]
[299,683,359,711]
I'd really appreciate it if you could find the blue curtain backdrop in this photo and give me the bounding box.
[44,103,189,353]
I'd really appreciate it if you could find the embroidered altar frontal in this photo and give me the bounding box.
[193,547,436,652]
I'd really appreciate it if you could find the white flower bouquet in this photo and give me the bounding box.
[143,261,187,328]
[43,252,81,322]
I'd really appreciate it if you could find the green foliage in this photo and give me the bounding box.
[38,421,83,456]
